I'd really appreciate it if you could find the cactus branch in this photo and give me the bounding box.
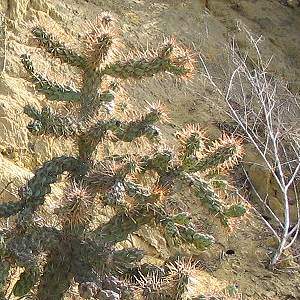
[183,135,243,173]
[84,29,115,68]
[162,217,215,250]
[80,70,103,118]
[101,45,194,80]
[12,265,40,297]
[24,105,81,137]
[36,251,72,300]
[0,261,10,299]
[32,27,86,68]
[21,54,81,102]
[115,110,162,142]
[78,119,121,160]
[183,173,245,226]
[0,201,25,218]
[19,156,87,211]
[97,205,155,243]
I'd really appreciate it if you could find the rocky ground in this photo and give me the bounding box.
[0,0,300,299]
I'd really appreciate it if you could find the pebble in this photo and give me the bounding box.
[287,0,299,8]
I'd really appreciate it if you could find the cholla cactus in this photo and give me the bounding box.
[0,12,246,299]
[133,257,198,300]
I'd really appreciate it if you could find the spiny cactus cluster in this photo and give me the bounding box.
[0,12,246,299]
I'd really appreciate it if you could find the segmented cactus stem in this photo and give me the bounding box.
[0,201,25,218]
[21,54,81,102]
[20,156,87,210]
[36,251,72,300]
[24,105,81,137]
[12,266,39,297]
[32,27,86,68]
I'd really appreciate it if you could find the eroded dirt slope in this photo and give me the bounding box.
[0,0,300,299]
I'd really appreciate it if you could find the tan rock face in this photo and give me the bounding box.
[0,155,64,206]
[6,0,30,21]
[0,155,31,203]
[135,225,170,258]
[248,164,299,224]
[0,13,6,72]
[4,0,50,21]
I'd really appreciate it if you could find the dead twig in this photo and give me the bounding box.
[199,23,300,268]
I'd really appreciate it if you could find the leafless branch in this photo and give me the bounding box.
[199,23,300,267]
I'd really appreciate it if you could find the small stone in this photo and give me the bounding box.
[265,236,278,248]
[266,291,276,298]
[78,282,99,299]
[97,290,120,300]
[287,0,299,8]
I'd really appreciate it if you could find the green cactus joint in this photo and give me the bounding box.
[21,54,81,102]
[225,203,247,218]
[0,12,246,299]
[0,261,10,294]
[24,105,80,137]
[31,27,86,68]
[13,267,40,297]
